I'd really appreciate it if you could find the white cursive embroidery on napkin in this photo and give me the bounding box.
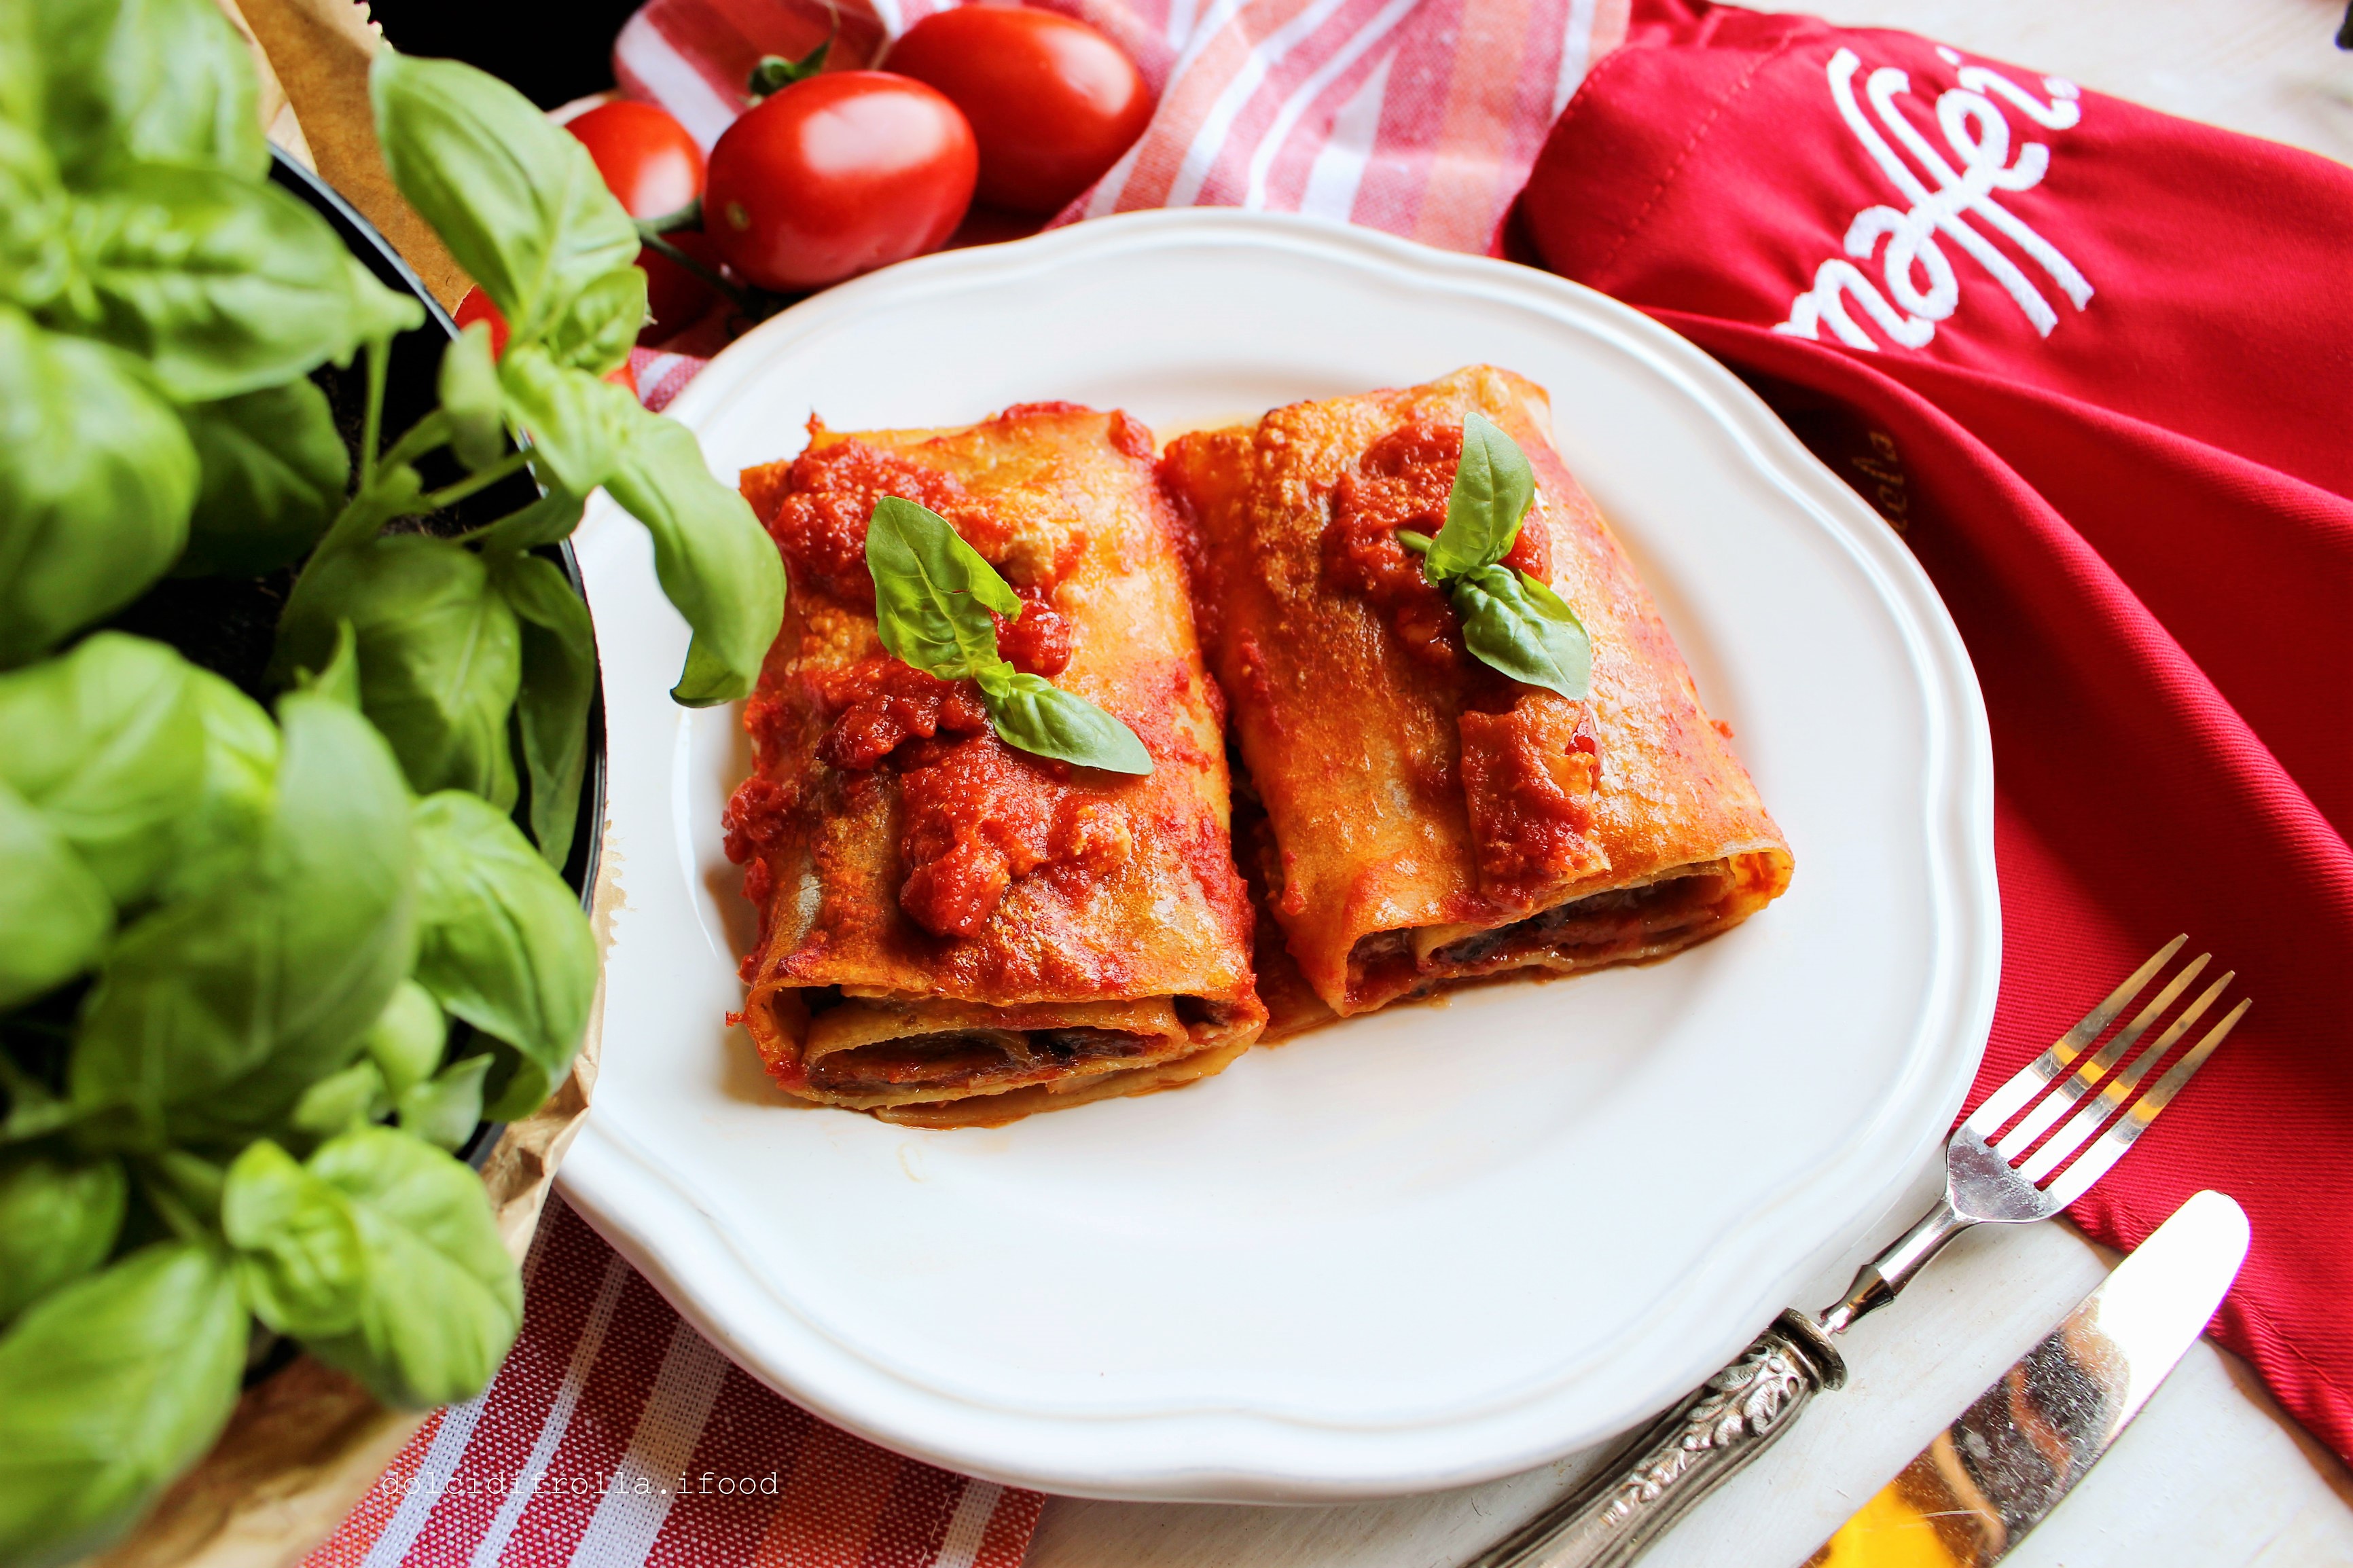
[1775,46,2090,352]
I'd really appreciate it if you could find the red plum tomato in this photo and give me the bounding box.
[703,72,977,292]
[885,7,1151,217]
[564,100,717,340]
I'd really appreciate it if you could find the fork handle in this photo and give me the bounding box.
[1818,1195,1971,1334]
[1463,1313,1846,1568]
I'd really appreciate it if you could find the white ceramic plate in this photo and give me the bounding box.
[560,209,1997,1503]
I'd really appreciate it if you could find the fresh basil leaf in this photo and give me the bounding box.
[72,677,417,1146]
[339,252,427,351]
[1448,564,1593,702]
[289,1125,522,1408]
[363,979,448,1099]
[289,1059,387,1141]
[0,308,194,668]
[0,632,207,905]
[466,485,586,555]
[490,552,596,867]
[495,343,630,496]
[0,781,114,1010]
[397,1053,490,1152]
[866,496,1020,681]
[410,791,595,1118]
[177,379,349,575]
[370,50,639,344]
[438,321,505,473]
[156,668,278,905]
[0,1241,246,1568]
[475,1040,554,1128]
[541,265,645,378]
[274,535,523,807]
[223,1137,364,1339]
[1424,411,1536,581]
[0,122,75,314]
[0,1151,126,1325]
[64,164,370,403]
[603,399,785,706]
[29,0,267,186]
[973,666,1153,776]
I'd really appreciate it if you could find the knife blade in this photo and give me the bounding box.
[1802,1188,2250,1567]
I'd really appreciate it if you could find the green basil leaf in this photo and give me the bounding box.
[397,1053,490,1152]
[339,252,427,351]
[475,1040,554,1127]
[973,666,1153,776]
[63,164,370,403]
[274,535,523,807]
[1424,410,1536,581]
[0,780,114,1010]
[438,320,505,473]
[465,486,586,555]
[0,122,75,314]
[495,343,630,496]
[866,496,1020,682]
[0,308,194,668]
[289,1059,388,1142]
[177,378,348,576]
[72,678,417,1146]
[370,50,639,344]
[0,1241,246,1568]
[156,668,278,905]
[29,0,266,186]
[0,632,207,905]
[292,1125,522,1408]
[541,265,645,378]
[490,552,595,867]
[410,791,595,1114]
[363,979,448,1099]
[603,399,785,706]
[1448,564,1593,702]
[0,1151,126,1325]
[222,1137,363,1338]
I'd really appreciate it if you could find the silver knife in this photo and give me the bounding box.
[1801,1188,2248,1567]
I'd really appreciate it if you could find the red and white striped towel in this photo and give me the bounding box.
[305,1199,1040,1568]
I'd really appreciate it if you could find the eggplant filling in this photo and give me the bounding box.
[806,1026,1164,1095]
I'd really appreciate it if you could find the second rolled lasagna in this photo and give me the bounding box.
[1162,366,1792,1021]
[725,403,1264,1125]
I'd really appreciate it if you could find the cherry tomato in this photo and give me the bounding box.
[452,289,634,388]
[565,100,719,341]
[885,7,1151,217]
[704,72,977,292]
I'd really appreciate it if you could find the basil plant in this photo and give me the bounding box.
[0,1,785,1563]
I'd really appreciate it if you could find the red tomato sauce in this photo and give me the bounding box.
[757,437,1011,602]
[1320,422,1550,676]
[1457,698,1601,905]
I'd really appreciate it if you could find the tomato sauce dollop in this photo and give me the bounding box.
[759,438,1011,603]
[1321,421,1596,902]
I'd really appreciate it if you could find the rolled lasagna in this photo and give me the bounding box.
[725,403,1265,1125]
[1162,366,1791,1021]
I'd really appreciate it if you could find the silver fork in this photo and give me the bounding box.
[1468,936,2250,1568]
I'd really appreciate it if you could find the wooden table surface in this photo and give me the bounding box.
[1030,3,2353,1563]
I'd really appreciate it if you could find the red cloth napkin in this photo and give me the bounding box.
[1514,0,2353,1465]
[304,1199,1041,1568]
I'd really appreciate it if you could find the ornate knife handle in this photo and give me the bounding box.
[1465,1313,1846,1568]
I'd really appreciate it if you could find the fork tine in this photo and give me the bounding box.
[1993,952,2209,1159]
[2040,996,2250,1210]
[1964,934,2188,1137]
[2017,970,2231,1184]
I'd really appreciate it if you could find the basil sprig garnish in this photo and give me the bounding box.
[865,498,1153,775]
[1396,412,1592,701]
